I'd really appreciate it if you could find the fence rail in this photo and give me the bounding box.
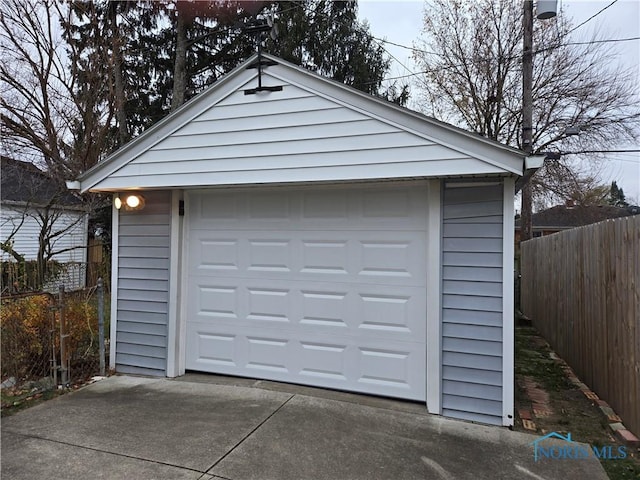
[521,215,640,435]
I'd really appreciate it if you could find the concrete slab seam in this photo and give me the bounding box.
[198,473,233,480]
[4,429,206,476]
[203,393,295,476]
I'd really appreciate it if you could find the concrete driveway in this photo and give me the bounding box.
[1,374,608,480]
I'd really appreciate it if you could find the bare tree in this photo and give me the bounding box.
[413,0,640,205]
[1,158,88,289]
[0,0,111,289]
[0,0,114,177]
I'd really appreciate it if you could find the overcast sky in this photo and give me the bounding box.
[357,0,640,204]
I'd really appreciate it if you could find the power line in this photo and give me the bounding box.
[373,33,640,59]
[368,37,476,83]
[356,73,419,86]
[535,36,640,54]
[561,149,640,160]
[565,0,618,36]
[371,36,445,58]
[608,158,640,163]
[563,149,640,153]
[379,72,424,82]
[362,34,640,85]
[373,39,420,81]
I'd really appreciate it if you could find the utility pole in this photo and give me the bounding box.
[521,0,534,242]
[521,0,556,242]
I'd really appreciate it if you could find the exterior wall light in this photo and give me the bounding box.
[114,193,145,211]
[125,194,143,209]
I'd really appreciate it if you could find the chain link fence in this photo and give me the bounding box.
[1,280,109,412]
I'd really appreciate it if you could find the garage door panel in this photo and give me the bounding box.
[358,346,413,389]
[362,189,411,218]
[300,239,349,275]
[192,191,240,220]
[248,239,292,273]
[189,278,425,339]
[299,341,348,381]
[302,190,349,219]
[189,229,426,285]
[186,184,427,401]
[189,186,427,231]
[186,323,425,400]
[358,293,413,334]
[246,287,291,323]
[194,332,237,367]
[246,336,290,373]
[358,233,426,282]
[300,289,349,328]
[248,192,291,219]
[197,285,238,320]
[197,239,239,271]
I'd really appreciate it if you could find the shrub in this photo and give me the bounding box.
[1,291,107,384]
[0,295,54,381]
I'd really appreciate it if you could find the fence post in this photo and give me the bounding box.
[50,298,58,387]
[58,284,69,386]
[98,277,105,376]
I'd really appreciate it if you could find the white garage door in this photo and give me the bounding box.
[185,183,427,401]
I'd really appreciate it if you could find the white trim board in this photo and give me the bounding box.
[109,196,119,370]
[166,190,182,377]
[425,179,442,415]
[501,177,516,427]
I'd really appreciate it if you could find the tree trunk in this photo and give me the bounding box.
[171,5,188,112]
[110,4,129,145]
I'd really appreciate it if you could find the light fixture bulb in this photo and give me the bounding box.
[126,195,141,208]
[114,197,122,209]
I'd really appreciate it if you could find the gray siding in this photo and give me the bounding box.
[96,70,510,190]
[441,181,504,425]
[116,191,171,376]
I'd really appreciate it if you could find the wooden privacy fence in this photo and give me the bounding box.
[521,215,640,436]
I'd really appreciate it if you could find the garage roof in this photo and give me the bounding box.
[76,54,526,193]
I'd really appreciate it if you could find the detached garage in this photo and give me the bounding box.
[72,54,541,427]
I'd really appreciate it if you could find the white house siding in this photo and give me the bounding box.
[94,71,510,191]
[115,191,170,375]
[441,181,504,425]
[0,206,87,263]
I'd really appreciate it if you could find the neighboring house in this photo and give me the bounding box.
[515,204,640,243]
[71,54,542,427]
[1,157,88,288]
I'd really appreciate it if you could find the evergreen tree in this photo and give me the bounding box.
[265,1,390,97]
[65,0,396,143]
[608,181,629,207]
